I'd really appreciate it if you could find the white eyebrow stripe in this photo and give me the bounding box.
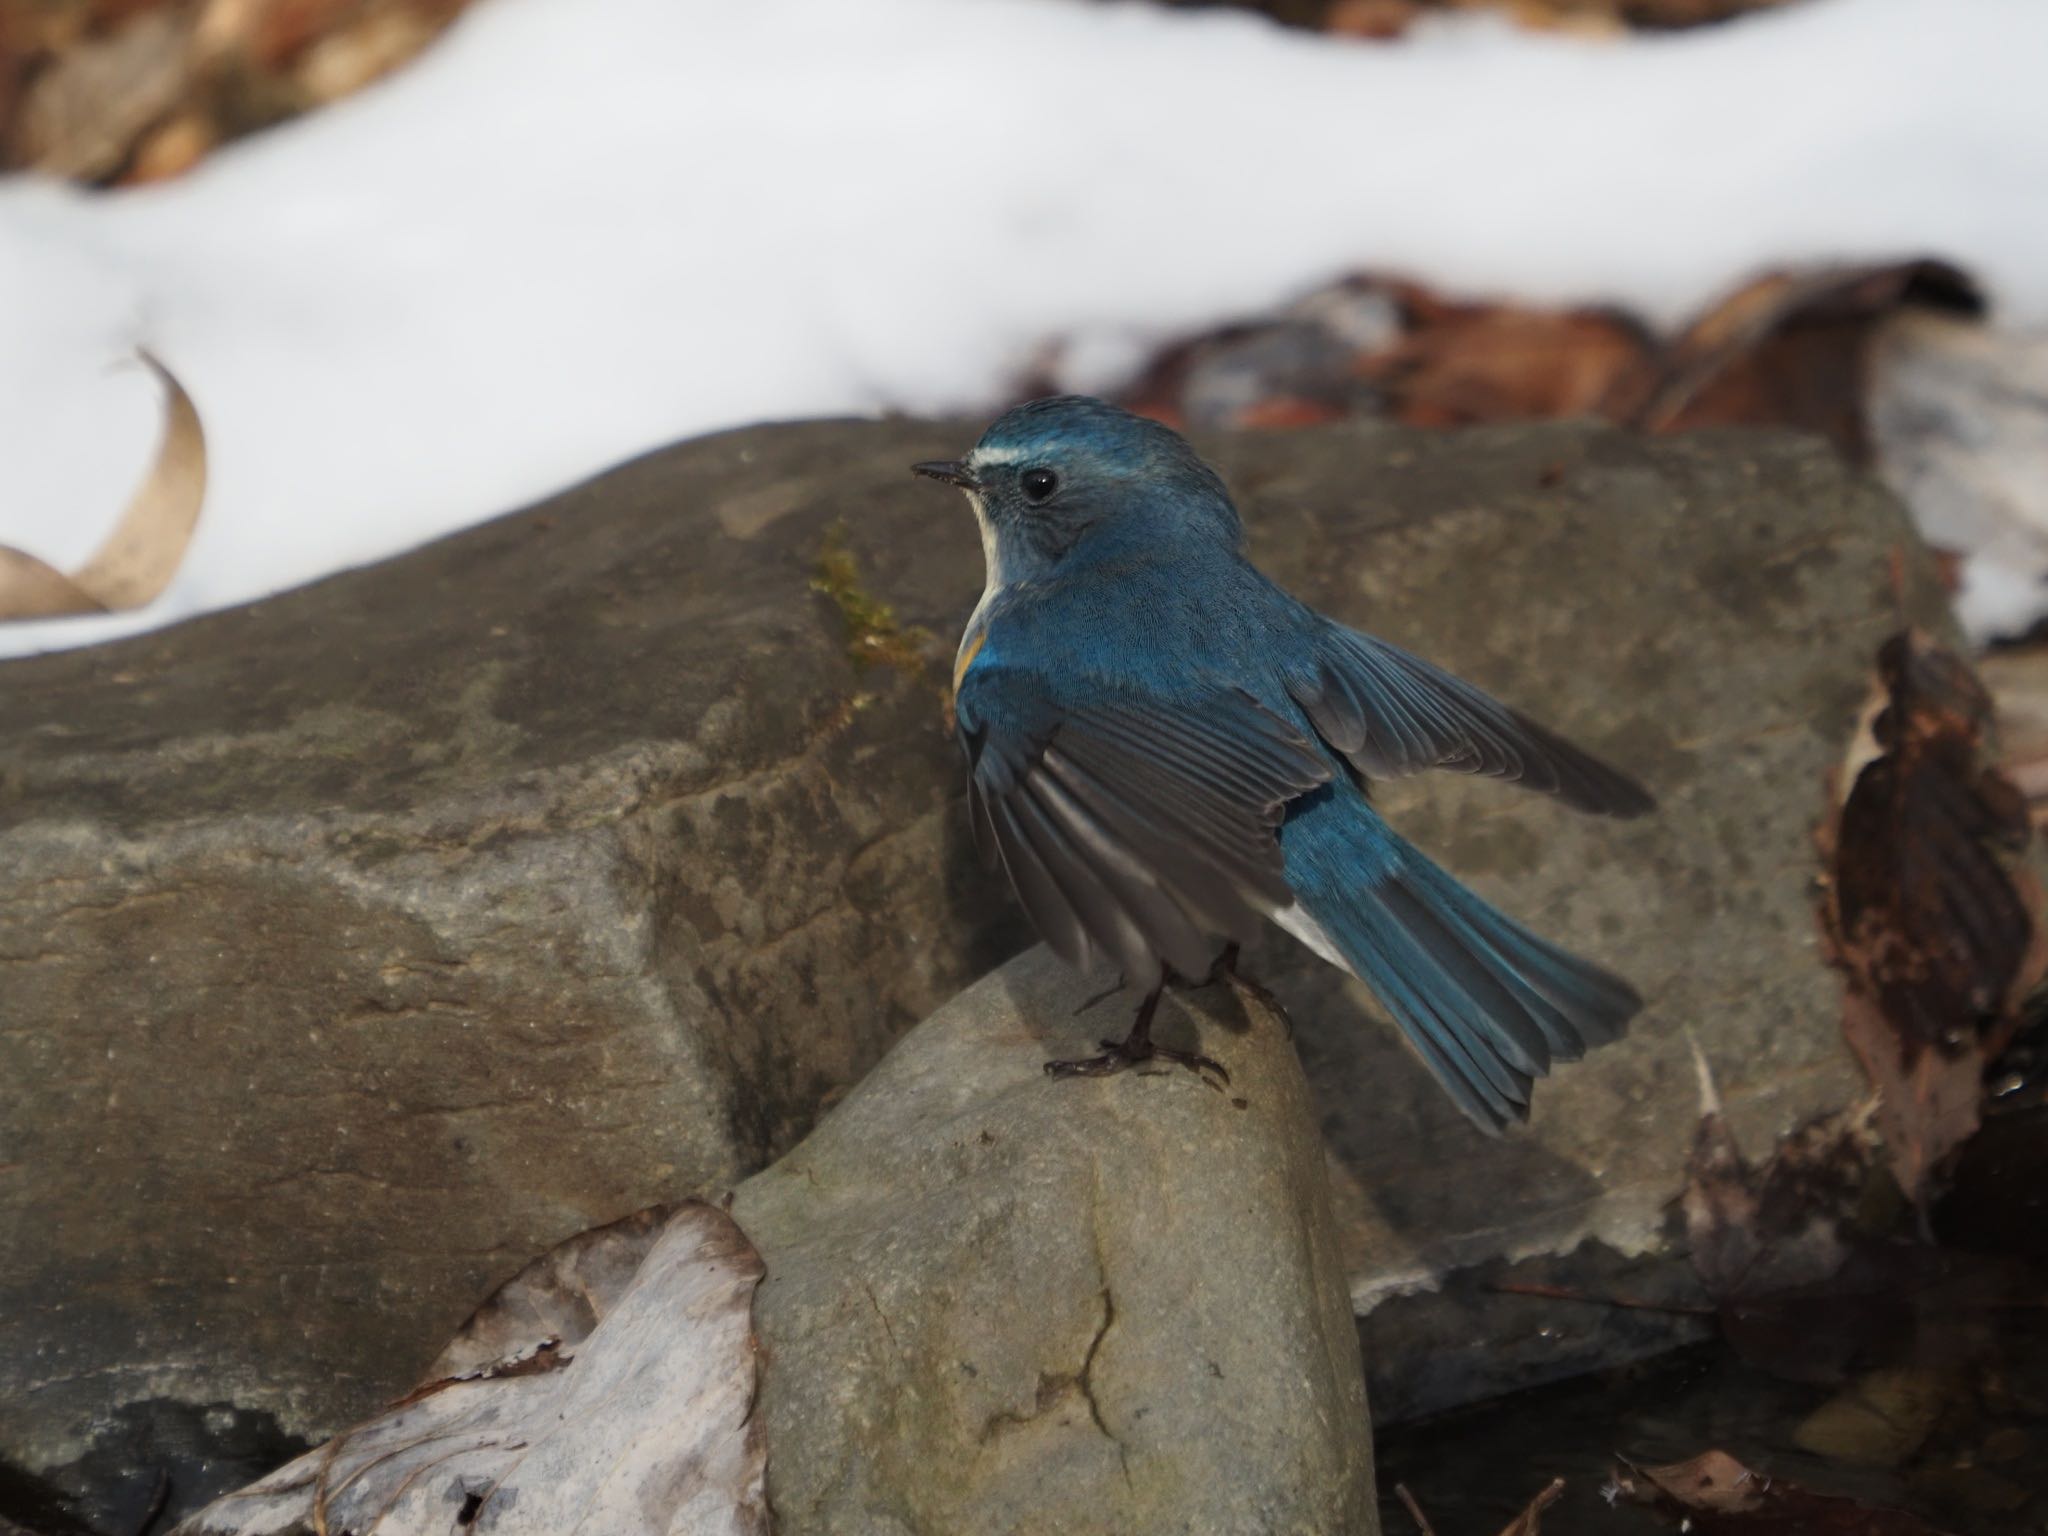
[967,445,1025,468]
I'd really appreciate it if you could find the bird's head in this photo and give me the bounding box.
[912,396,1240,586]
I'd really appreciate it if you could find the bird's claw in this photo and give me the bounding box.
[1199,943,1289,1034]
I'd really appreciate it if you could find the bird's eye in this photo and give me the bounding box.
[1020,468,1059,504]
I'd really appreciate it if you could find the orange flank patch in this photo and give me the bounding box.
[953,629,988,698]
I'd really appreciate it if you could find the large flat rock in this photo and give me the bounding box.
[0,417,1949,1514]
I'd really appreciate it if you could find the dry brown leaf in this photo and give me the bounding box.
[0,549,106,620]
[1616,1448,1958,1534]
[0,351,208,623]
[172,1201,768,1536]
[1628,262,1975,458]
[1116,260,1975,463]
[1361,287,1651,426]
[1820,631,2045,1205]
[70,351,209,607]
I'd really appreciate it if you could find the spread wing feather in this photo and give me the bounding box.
[1291,625,1654,817]
[960,676,1331,982]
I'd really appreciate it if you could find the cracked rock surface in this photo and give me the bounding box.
[732,945,1377,1536]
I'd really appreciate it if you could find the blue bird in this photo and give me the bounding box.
[912,396,1652,1133]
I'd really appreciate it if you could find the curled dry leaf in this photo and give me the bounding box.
[0,549,104,621]
[1615,1448,1958,1535]
[0,351,209,624]
[171,1201,768,1536]
[1820,630,2046,1205]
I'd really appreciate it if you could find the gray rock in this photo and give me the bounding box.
[0,417,1951,1498]
[732,946,1377,1536]
[0,418,1027,1497]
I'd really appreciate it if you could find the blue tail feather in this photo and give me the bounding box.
[1280,786,1640,1133]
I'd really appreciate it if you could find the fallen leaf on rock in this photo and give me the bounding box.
[1821,631,2046,1206]
[0,352,207,623]
[171,1201,768,1536]
[1616,1449,1958,1534]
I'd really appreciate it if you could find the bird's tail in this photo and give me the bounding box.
[1287,814,1639,1133]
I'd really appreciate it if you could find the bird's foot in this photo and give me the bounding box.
[1202,942,1289,1032]
[1043,1035,1230,1087]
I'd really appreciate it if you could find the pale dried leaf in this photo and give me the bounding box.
[69,352,209,610]
[0,352,208,623]
[0,549,106,620]
[172,1202,768,1536]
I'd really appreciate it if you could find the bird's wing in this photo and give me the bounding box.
[1288,624,1654,817]
[957,669,1332,981]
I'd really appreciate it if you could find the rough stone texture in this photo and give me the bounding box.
[0,417,1951,1500]
[732,946,1377,1536]
[0,420,1026,1500]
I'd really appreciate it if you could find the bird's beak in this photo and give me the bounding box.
[911,459,980,491]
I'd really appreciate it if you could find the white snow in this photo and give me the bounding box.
[2,0,2045,656]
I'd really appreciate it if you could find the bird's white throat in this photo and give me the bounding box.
[961,487,1006,650]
